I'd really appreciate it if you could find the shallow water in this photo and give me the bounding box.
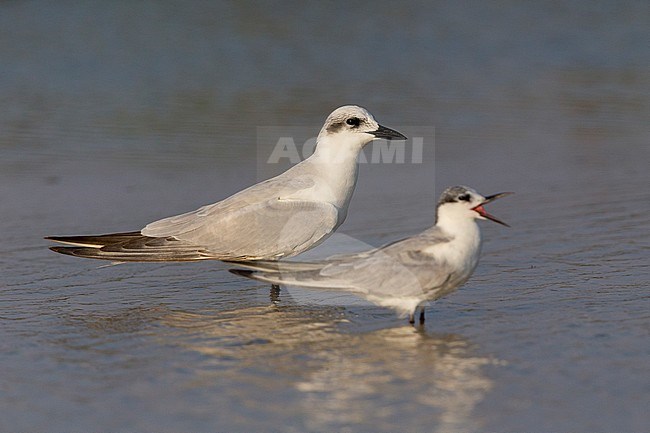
[1,2,649,432]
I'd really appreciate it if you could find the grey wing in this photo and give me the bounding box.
[141,176,314,237]
[235,230,455,297]
[319,247,451,299]
[333,230,456,299]
[140,175,338,260]
[173,198,340,260]
[51,199,339,262]
[323,226,452,262]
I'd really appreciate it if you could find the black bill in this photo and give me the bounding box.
[371,124,407,140]
[472,192,513,227]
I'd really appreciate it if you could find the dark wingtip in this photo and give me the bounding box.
[229,269,255,277]
[45,235,81,242]
[49,246,77,256]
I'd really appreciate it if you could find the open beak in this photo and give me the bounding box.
[371,124,407,140]
[471,192,513,227]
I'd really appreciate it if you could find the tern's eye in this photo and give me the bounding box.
[346,117,360,127]
[458,194,471,202]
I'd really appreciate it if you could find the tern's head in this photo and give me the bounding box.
[317,105,406,150]
[436,186,512,228]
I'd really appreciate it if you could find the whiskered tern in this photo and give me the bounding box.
[230,186,512,324]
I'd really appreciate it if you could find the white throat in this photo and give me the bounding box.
[310,132,368,164]
[286,132,369,210]
[427,204,482,272]
[435,205,480,236]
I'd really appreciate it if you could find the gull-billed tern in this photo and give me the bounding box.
[46,106,406,262]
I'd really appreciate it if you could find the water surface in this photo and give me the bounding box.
[1,2,649,432]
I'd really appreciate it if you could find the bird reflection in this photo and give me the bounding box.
[157,305,499,433]
[60,301,498,432]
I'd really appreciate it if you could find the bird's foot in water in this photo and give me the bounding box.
[270,284,281,304]
[409,307,426,325]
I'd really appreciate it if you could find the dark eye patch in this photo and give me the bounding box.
[346,117,360,127]
[458,194,471,202]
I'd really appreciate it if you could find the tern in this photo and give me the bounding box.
[230,186,512,324]
[46,106,406,262]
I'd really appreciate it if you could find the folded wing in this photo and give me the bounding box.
[230,229,455,299]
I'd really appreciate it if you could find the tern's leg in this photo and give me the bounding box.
[419,307,426,324]
[409,312,415,325]
[270,284,281,304]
